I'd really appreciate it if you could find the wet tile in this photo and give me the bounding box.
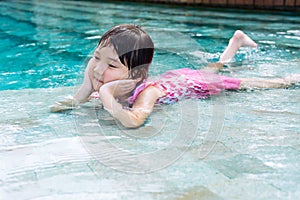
[174,185,224,200]
[188,141,238,161]
[206,154,273,179]
[213,177,284,200]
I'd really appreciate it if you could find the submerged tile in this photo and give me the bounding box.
[174,185,224,200]
[206,154,273,179]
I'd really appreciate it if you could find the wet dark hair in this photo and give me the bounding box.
[98,24,154,85]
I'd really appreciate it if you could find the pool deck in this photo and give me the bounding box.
[1,87,299,199]
[122,0,300,11]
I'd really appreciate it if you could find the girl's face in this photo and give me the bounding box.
[87,45,129,91]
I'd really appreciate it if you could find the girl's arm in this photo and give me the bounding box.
[50,67,94,112]
[99,80,163,128]
[73,68,94,103]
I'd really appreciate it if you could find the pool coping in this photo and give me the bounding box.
[108,0,300,11]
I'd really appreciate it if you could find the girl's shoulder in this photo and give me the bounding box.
[128,80,165,105]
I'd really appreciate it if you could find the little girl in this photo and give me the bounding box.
[51,24,299,128]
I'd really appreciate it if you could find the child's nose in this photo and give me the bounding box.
[94,62,107,75]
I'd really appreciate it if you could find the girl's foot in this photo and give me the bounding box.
[232,30,258,48]
[219,30,257,63]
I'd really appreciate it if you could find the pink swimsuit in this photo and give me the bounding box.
[128,68,241,104]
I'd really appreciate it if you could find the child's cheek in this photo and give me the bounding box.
[103,72,112,83]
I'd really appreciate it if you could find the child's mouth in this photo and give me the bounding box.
[95,77,103,84]
[94,78,104,90]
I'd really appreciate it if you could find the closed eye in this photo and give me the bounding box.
[108,64,117,68]
[94,56,100,60]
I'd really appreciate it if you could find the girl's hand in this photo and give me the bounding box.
[50,97,80,112]
[100,79,137,98]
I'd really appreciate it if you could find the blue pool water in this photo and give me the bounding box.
[1,0,300,199]
[1,0,300,90]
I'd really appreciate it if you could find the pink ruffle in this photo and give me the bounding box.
[128,68,241,105]
[127,81,158,105]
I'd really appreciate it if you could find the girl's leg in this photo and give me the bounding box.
[202,30,257,73]
[219,30,257,63]
[239,74,300,89]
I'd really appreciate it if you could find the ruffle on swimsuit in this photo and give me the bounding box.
[128,68,241,104]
